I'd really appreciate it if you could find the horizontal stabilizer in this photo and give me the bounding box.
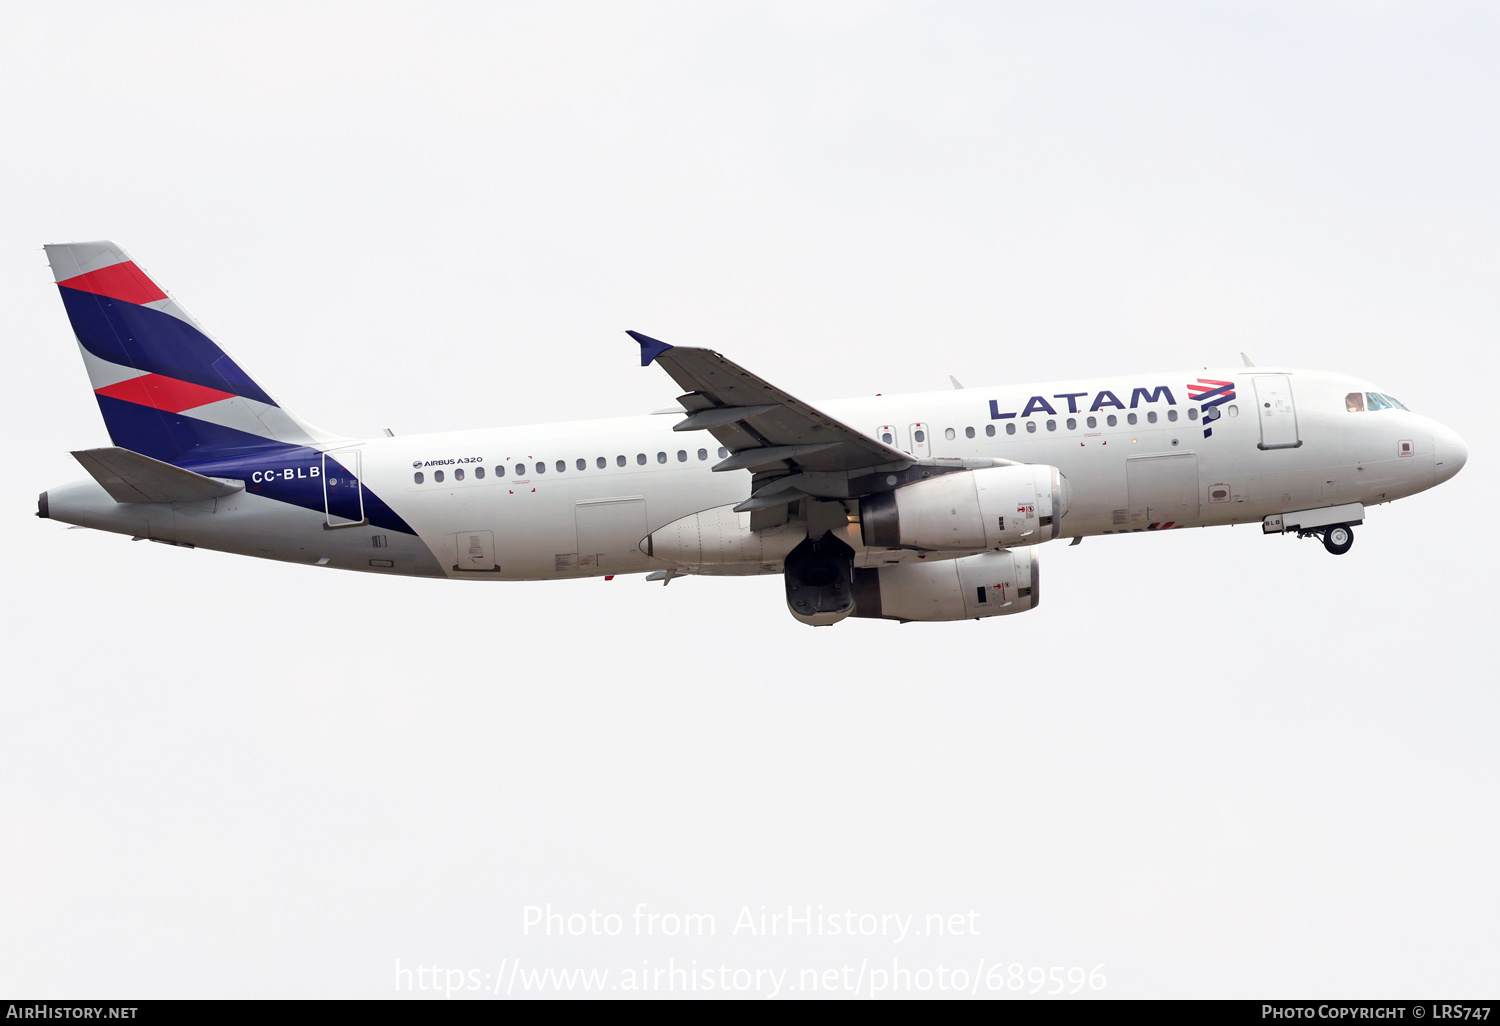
[72,447,244,504]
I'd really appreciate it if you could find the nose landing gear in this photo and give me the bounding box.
[1263,507,1362,555]
[1317,523,1354,555]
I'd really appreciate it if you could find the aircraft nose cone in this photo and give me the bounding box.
[1434,425,1468,485]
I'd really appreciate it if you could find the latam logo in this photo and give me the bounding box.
[988,385,1176,419]
[1187,378,1236,438]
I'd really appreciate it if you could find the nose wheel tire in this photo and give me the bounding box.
[1323,524,1354,556]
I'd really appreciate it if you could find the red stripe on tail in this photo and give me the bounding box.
[57,261,167,306]
[95,373,236,413]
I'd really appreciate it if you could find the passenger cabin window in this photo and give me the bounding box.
[434,470,444,483]
[556,460,566,473]
[677,450,687,462]
[475,466,485,479]
[944,428,955,440]
[597,457,606,469]
[719,447,728,458]
[616,455,626,467]
[414,471,424,484]
[1147,411,1157,423]
[1127,413,1137,426]
[637,453,647,465]
[985,424,995,437]
[1188,409,1199,421]
[657,452,667,464]
[1026,421,1037,433]
[1086,416,1097,429]
[698,449,708,460]
[1106,415,1118,427]
[454,468,464,481]
[494,465,505,477]
[577,458,586,471]
[881,431,893,444]
[1167,409,1178,422]
[1005,423,1015,435]
[535,462,545,474]
[1046,419,1056,431]
[1066,418,1076,430]
[965,426,975,438]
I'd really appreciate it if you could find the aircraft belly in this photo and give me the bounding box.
[393,468,746,581]
[44,477,448,577]
[171,491,446,576]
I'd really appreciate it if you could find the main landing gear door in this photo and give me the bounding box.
[323,448,366,528]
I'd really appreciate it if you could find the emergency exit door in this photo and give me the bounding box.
[908,423,932,458]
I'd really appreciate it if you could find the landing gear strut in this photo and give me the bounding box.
[1320,523,1354,556]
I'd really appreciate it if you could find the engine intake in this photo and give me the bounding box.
[859,465,1067,551]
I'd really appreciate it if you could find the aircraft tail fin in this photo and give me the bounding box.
[45,241,331,466]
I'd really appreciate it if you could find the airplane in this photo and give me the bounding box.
[36,241,1468,625]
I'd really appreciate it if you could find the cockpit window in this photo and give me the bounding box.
[1356,392,1409,412]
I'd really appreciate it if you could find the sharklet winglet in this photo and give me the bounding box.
[627,330,674,367]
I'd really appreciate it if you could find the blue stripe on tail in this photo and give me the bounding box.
[59,287,276,405]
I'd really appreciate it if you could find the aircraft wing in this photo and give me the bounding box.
[631,331,912,478]
[631,331,1006,528]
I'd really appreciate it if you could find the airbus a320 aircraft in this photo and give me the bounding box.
[37,242,1468,625]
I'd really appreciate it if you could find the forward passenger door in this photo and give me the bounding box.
[1253,375,1301,450]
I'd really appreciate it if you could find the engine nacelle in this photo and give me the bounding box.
[851,548,1039,622]
[859,465,1067,551]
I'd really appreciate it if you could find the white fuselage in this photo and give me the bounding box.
[43,366,1465,581]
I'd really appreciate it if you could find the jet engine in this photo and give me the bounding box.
[859,464,1067,551]
[851,548,1039,622]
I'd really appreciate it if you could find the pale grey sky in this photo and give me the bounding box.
[2,1,1495,998]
